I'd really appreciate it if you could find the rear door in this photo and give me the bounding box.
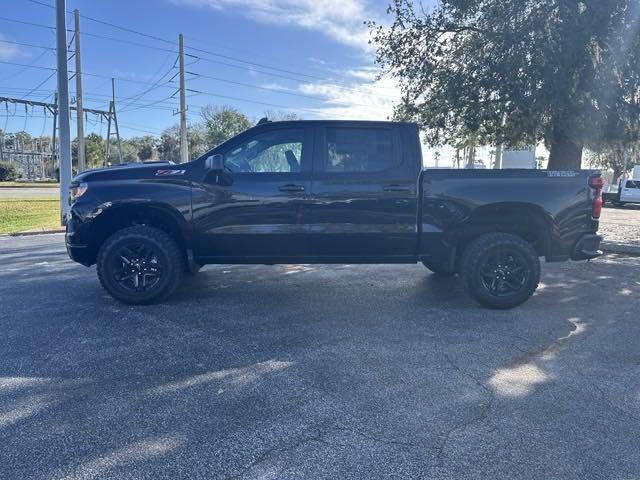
[306,124,418,260]
[192,125,313,259]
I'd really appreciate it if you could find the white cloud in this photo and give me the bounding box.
[0,34,21,60]
[298,75,401,120]
[168,0,375,50]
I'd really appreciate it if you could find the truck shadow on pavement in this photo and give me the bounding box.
[1,251,640,479]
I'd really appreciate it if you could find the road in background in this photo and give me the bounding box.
[0,187,59,198]
[1,234,639,479]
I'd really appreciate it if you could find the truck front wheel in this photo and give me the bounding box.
[460,233,540,309]
[96,226,183,305]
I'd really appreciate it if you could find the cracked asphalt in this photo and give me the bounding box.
[1,234,639,479]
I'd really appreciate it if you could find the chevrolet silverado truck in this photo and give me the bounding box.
[65,120,604,309]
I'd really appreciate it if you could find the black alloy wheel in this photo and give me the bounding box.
[111,242,162,293]
[478,249,529,298]
[461,233,541,309]
[97,226,183,304]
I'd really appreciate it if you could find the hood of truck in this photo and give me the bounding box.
[73,162,184,183]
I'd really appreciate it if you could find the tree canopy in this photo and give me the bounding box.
[370,0,640,169]
[201,105,252,148]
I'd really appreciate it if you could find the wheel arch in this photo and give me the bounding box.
[457,202,553,259]
[84,201,191,265]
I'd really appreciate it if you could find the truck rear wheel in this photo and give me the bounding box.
[460,233,540,309]
[96,226,183,305]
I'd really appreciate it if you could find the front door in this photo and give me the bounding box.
[192,125,313,260]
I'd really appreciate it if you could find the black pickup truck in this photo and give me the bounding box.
[66,120,603,309]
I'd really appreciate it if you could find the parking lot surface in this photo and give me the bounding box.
[1,234,639,479]
[600,204,640,247]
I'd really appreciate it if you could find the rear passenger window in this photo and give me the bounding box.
[325,128,393,173]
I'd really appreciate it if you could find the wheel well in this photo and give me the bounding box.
[454,204,552,262]
[86,204,188,265]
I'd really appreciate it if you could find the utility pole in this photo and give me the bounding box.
[73,9,85,172]
[111,78,123,163]
[104,79,123,165]
[178,33,188,163]
[55,0,72,225]
[52,92,58,172]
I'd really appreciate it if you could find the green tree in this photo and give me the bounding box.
[200,105,251,148]
[157,124,207,162]
[262,110,302,121]
[371,0,640,169]
[125,136,157,161]
[72,133,105,168]
[0,162,19,181]
[586,144,637,182]
[84,133,105,168]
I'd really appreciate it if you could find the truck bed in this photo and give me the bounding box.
[418,169,600,264]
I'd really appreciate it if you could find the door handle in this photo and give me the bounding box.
[383,184,411,193]
[278,184,305,193]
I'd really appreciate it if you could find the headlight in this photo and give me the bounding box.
[69,182,88,203]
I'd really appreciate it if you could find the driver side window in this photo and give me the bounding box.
[225,129,304,173]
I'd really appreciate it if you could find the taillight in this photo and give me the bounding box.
[589,176,604,220]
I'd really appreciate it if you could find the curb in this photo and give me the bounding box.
[601,241,640,256]
[3,229,65,237]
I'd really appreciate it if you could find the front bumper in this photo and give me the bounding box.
[571,234,603,260]
[65,214,93,266]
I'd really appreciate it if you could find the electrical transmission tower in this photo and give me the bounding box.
[0,96,122,173]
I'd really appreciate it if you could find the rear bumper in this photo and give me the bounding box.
[571,234,603,260]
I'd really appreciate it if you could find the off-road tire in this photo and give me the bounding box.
[460,233,540,309]
[97,226,183,304]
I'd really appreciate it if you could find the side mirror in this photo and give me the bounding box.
[205,154,225,171]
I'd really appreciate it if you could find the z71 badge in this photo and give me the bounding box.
[155,169,186,176]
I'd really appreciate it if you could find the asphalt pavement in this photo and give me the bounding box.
[600,203,640,248]
[1,234,639,479]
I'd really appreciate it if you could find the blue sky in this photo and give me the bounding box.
[0,0,406,139]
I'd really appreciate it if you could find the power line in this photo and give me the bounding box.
[0,15,55,31]
[1,87,179,111]
[1,14,399,101]
[10,4,399,94]
[0,60,178,87]
[0,46,53,83]
[23,0,375,87]
[0,39,60,51]
[22,71,57,99]
[119,56,176,109]
[186,71,372,106]
[120,96,176,113]
[184,88,330,116]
